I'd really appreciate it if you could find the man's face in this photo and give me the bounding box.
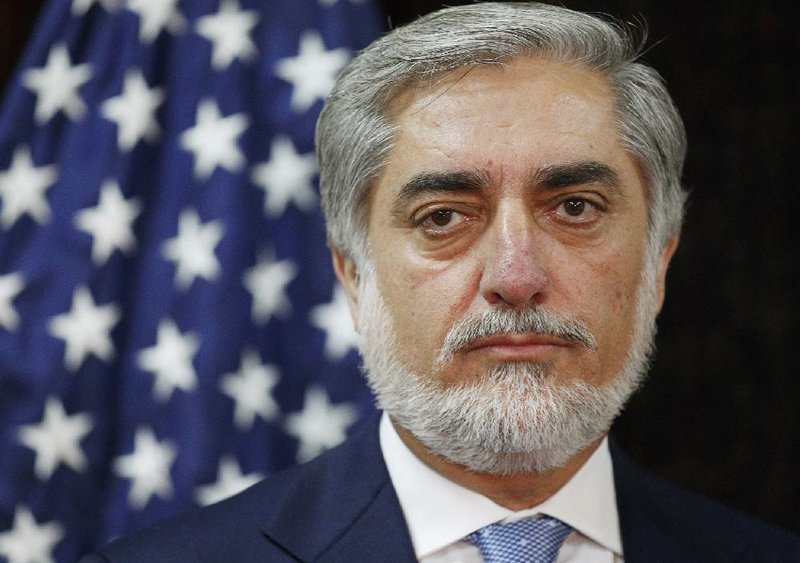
[335,57,676,472]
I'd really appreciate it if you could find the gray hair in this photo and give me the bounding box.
[316,2,688,264]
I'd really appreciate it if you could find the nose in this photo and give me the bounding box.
[478,206,549,308]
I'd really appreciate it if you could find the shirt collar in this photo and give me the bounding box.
[379,413,623,559]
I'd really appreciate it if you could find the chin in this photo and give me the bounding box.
[371,360,636,475]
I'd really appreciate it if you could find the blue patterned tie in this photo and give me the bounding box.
[466,516,572,563]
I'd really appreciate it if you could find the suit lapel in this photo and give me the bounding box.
[611,439,748,563]
[315,479,417,562]
[262,414,416,562]
[612,441,692,563]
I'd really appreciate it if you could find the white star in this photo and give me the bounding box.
[74,180,142,265]
[22,43,92,123]
[180,99,249,180]
[0,146,57,229]
[72,0,119,16]
[137,319,199,403]
[193,456,264,506]
[113,427,177,509]
[126,0,185,43]
[16,397,93,480]
[310,285,359,361]
[284,385,357,462]
[250,135,318,217]
[0,272,25,332]
[0,506,64,563]
[274,30,350,112]
[101,70,164,151]
[243,253,296,324]
[195,0,259,70]
[220,349,280,431]
[161,209,224,290]
[48,285,121,371]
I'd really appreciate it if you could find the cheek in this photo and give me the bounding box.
[377,255,478,366]
[601,250,638,316]
[611,287,631,315]
[380,240,478,305]
[555,244,644,350]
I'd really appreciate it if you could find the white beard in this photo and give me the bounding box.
[356,254,660,475]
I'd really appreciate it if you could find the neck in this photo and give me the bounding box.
[392,420,605,510]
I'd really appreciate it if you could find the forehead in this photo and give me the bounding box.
[379,57,635,189]
[390,56,616,115]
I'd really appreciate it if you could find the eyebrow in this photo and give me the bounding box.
[390,170,489,218]
[389,161,622,219]
[531,161,621,192]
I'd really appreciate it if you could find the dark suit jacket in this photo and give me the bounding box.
[81,415,800,562]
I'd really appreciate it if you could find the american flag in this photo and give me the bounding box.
[0,0,382,560]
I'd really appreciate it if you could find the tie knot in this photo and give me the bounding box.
[466,516,572,563]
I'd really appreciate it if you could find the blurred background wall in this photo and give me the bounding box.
[2,0,797,537]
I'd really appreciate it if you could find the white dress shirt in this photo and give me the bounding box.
[379,414,624,562]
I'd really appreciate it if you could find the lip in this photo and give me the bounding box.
[462,333,571,359]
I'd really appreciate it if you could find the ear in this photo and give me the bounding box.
[654,235,679,313]
[331,246,361,331]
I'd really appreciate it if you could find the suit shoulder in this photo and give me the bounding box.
[80,417,388,562]
[612,442,800,562]
[78,476,296,562]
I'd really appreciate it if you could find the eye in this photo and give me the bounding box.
[415,207,469,236]
[563,198,587,216]
[428,209,456,226]
[554,197,601,223]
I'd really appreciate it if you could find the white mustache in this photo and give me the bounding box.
[437,307,597,364]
